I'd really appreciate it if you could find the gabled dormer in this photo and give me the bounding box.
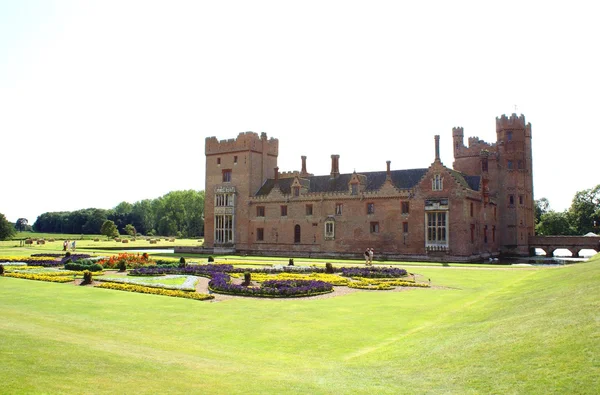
[348,171,366,195]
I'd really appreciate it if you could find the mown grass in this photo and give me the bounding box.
[1,254,598,394]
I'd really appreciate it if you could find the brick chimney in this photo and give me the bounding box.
[274,167,279,183]
[301,155,307,176]
[386,160,391,180]
[434,135,440,162]
[330,155,340,178]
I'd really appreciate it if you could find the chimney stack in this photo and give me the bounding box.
[274,167,279,182]
[434,135,440,162]
[386,160,391,179]
[330,155,340,178]
[301,155,307,175]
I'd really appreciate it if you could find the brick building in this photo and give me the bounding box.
[203,113,534,261]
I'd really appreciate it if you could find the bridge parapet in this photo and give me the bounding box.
[528,235,600,257]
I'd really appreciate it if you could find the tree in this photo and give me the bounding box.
[124,224,136,237]
[536,211,575,236]
[568,184,600,235]
[0,213,16,240]
[100,220,119,239]
[534,198,550,225]
[15,218,28,232]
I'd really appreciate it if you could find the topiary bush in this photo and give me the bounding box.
[288,258,294,266]
[65,251,71,258]
[82,270,92,285]
[325,262,334,274]
[243,271,251,286]
[64,262,103,272]
[0,264,4,276]
[208,256,214,263]
[118,260,127,272]
[179,257,186,265]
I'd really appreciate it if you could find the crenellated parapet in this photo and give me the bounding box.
[496,113,527,131]
[205,131,279,156]
[455,135,497,158]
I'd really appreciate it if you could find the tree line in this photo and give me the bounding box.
[535,184,600,236]
[30,190,205,237]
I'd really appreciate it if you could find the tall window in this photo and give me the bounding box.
[509,195,515,206]
[351,184,358,195]
[256,206,265,217]
[470,224,475,243]
[293,186,300,197]
[294,224,301,243]
[470,202,474,217]
[370,222,379,233]
[234,155,238,164]
[305,204,313,216]
[432,174,443,191]
[222,169,232,182]
[335,203,343,216]
[519,195,524,205]
[484,225,488,243]
[256,228,264,241]
[217,157,221,165]
[403,222,409,233]
[366,203,375,215]
[507,160,513,170]
[281,205,288,217]
[216,193,234,207]
[324,219,335,240]
[401,201,409,214]
[518,160,523,169]
[215,215,233,244]
[427,212,447,246]
[507,131,513,141]
[492,225,496,242]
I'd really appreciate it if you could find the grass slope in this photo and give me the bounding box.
[1,258,598,394]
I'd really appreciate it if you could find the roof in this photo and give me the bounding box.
[255,167,481,196]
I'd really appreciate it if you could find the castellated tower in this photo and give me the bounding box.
[204,132,278,249]
[495,114,534,255]
[453,113,534,256]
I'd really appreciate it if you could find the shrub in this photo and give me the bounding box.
[64,262,103,272]
[0,264,4,275]
[179,257,186,265]
[82,270,93,284]
[243,272,251,286]
[118,260,127,272]
[122,239,129,244]
[325,262,334,274]
[288,258,294,266]
[65,251,71,258]
[63,258,72,265]
[208,256,214,262]
[209,273,333,298]
[142,253,149,260]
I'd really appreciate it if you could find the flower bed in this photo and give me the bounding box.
[230,272,350,286]
[95,282,214,301]
[129,264,233,277]
[97,253,156,269]
[4,272,74,283]
[97,275,198,291]
[0,256,60,267]
[208,272,333,298]
[340,267,408,278]
[347,279,430,290]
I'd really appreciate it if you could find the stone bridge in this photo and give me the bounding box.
[529,235,600,257]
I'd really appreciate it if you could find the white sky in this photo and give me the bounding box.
[1,0,599,223]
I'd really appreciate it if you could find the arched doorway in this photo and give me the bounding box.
[294,224,301,243]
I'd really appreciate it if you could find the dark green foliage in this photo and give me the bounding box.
[325,262,334,274]
[65,251,71,258]
[64,262,103,272]
[82,270,92,284]
[118,260,127,272]
[288,258,294,266]
[208,256,214,262]
[63,258,72,265]
[0,213,16,241]
[243,272,251,286]
[0,264,4,275]
[32,190,205,237]
[179,257,186,264]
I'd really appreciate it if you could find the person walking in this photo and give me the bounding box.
[364,248,371,265]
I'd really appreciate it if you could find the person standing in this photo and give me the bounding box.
[368,248,374,265]
[71,240,76,251]
[364,248,370,265]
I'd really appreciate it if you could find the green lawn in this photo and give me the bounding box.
[0,255,598,394]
